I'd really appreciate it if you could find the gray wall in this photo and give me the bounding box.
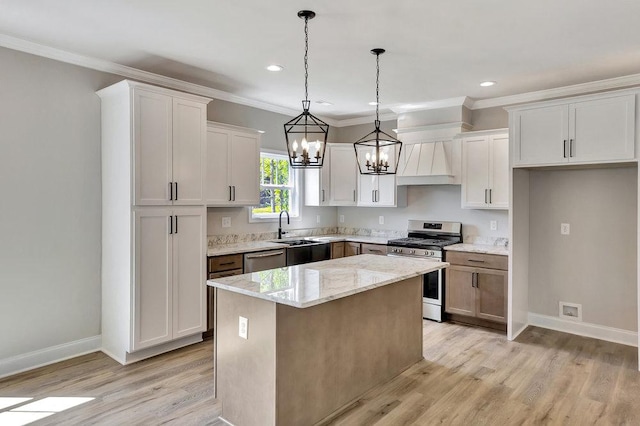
[0,47,120,359]
[338,185,509,240]
[331,120,396,143]
[528,167,637,331]
[471,106,508,131]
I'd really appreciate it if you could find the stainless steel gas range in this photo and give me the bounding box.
[387,221,462,322]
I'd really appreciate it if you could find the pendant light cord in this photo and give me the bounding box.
[304,16,309,103]
[375,52,380,123]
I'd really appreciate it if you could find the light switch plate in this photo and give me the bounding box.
[561,223,570,235]
[239,316,248,339]
[379,215,384,225]
[339,215,345,223]
[222,217,231,228]
[316,214,321,224]
[490,220,497,231]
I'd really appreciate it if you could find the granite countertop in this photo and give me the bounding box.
[445,243,509,256]
[207,254,448,308]
[207,241,288,257]
[207,235,392,257]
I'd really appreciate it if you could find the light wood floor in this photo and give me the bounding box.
[1,322,639,425]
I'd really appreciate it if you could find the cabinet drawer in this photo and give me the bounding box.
[360,243,387,256]
[208,254,243,272]
[208,268,243,279]
[446,251,507,270]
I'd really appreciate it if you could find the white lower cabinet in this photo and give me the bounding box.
[133,207,206,351]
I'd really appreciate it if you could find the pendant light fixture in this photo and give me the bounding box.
[354,48,402,175]
[284,10,329,168]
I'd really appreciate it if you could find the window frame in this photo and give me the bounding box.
[249,150,301,222]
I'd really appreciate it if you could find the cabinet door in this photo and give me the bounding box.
[329,145,357,206]
[569,94,635,163]
[488,135,509,209]
[230,131,260,205]
[344,242,361,257]
[375,175,397,206]
[172,208,206,338]
[172,98,206,205]
[358,175,378,206]
[461,136,490,208]
[304,148,331,206]
[513,105,569,166]
[475,269,508,324]
[133,209,172,350]
[205,127,231,204]
[445,266,475,317]
[331,242,345,259]
[133,89,173,205]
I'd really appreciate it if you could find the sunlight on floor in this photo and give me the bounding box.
[0,397,94,426]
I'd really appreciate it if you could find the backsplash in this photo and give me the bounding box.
[207,227,407,247]
[464,235,509,247]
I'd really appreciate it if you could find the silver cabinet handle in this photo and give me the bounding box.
[322,189,325,202]
[174,215,178,234]
[245,251,284,259]
[233,186,236,201]
[569,139,574,157]
[489,188,492,204]
[229,186,232,202]
[484,189,488,204]
[169,215,173,234]
[353,190,356,202]
[372,190,375,203]
[563,139,568,158]
[169,182,173,201]
[174,182,178,200]
[468,259,485,263]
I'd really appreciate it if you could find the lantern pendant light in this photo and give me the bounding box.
[284,10,329,168]
[354,48,402,175]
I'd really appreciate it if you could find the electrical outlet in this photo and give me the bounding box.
[561,223,570,235]
[238,316,248,339]
[222,217,231,228]
[316,214,321,224]
[379,215,384,225]
[339,215,345,223]
[490,220,497,231]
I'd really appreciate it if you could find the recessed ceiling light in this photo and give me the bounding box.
[369,101,379,106]
[257,130,266,134]
[480,81,496,87]
[266,64,284,72]
[316,100,333,106]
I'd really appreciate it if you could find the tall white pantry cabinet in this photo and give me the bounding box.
[98,80,210,364]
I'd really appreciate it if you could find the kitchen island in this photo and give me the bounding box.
[208,254,447,426]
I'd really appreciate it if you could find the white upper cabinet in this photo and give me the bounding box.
[511,92,636,167]
[131,86,208,206]
[357,174,406,207]
[304,146,331,206]
[205,123,260,206]
[328,144,358,206]
[461,131,509,209]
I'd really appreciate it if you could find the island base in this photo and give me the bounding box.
[215,276,423,426]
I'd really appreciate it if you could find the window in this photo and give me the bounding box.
[251,152,299,219]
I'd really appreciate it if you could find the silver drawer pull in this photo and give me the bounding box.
[467,259,485,263]
[245,251,284,259]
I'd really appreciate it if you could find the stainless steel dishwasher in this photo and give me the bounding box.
[243,249,286,273]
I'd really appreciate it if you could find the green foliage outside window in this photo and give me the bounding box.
[252,154,294,216]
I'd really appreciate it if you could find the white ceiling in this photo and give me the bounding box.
[2,0,640,121]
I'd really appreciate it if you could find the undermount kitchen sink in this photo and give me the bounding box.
[279,239,325,246]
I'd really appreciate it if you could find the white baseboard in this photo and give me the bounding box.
[0,335,102,379]
[528,313,637,347]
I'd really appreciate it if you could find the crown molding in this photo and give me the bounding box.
[471,73,640,110]
[390,97,473,114]
[5,33,640,126]
[335,112,398,127]
[0,33,312,119]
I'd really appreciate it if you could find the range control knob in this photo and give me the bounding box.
[410,249,415,254]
